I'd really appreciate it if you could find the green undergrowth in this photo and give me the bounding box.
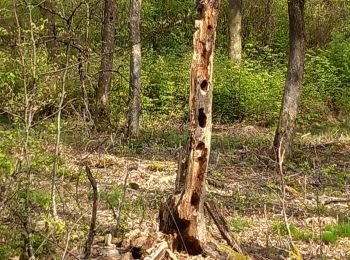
[322,223,350,244]
[272,221,350,244]
[229,217,254,232]
[273,221,314,242]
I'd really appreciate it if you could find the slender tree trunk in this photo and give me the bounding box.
[127,0,142,137]
[228,0,242,63]
[78,3,92,123]
[96,0,117,118]
[51,45,70,220]
[159,0,220,255]
[38,1,58,62]
[274,0,305,159]
[14,1,36,257]
[261,0,273,46]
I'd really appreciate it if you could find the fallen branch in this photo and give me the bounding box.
[323,198,350,205]
[204,200,243,254]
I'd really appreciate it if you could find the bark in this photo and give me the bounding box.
[159,0,220,255]
[228,0,242,63]
[127,0,142,137]
[261,0,274,46]
[274,0,305,159]
[96,0,117,118]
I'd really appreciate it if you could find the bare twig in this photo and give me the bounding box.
[277,137,297,254]
[26,227,80,260]
[30,98,78,127]
[61,230,71,260]
[115,167,130,235]
[14,0,36,257]
[51,42,71,219]
[84,166,99,260]
[313,144,323,257]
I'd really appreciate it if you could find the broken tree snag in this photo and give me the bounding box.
[159,0,220,255]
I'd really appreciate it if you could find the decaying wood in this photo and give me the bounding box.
[84,166,99,260]
[204,201,243,254]
[159,0,220,255]
[144,241,168,260]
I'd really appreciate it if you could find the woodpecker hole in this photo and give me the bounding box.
[198,108,207,128]
[200,80,209,91]
[191,192,200,206]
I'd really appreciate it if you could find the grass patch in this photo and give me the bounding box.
[272,221,313,242]
[306,204,329,216]
[229,217,253,232]
[272,221,350,244]
[322,222,350,244]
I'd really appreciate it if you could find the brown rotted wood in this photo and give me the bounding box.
[159,0,220,255]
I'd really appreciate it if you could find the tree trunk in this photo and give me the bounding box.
[127,0,142,137]
[96,0,117,118]
[274,0,305,159]
[159,0,220,255]
[228,0,242,63]
[38,1,58,62]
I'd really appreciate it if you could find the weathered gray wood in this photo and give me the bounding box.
[228,0,242,63]
[127,0,142,137]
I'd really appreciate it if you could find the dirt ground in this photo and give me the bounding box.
[54,124,350,259]
[2,123,350,259]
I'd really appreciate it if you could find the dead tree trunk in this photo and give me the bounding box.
[274,0,305,159]
[228,0,242,63]
[96,0,117,119]
[159,0,220,255]
[126,0,142,137]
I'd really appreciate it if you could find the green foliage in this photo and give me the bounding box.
[322,230,338,244]
[101,185,122,208]
[322,223,350,244]
[142,53,189,119]
[45,216,66,236]
[272,222,313,242]
[306,204,329,216]
[320,164,349,189]
[213,51,285,124]
[0,131,16,174]
[272,221,350,244]
[229,217,253,232]
[141,0,194,53]
[17,189,51,213]
[0,224,24,259]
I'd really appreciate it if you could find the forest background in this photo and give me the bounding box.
[1,0,350,259]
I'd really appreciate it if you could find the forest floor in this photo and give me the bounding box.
[1,121,350,259]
